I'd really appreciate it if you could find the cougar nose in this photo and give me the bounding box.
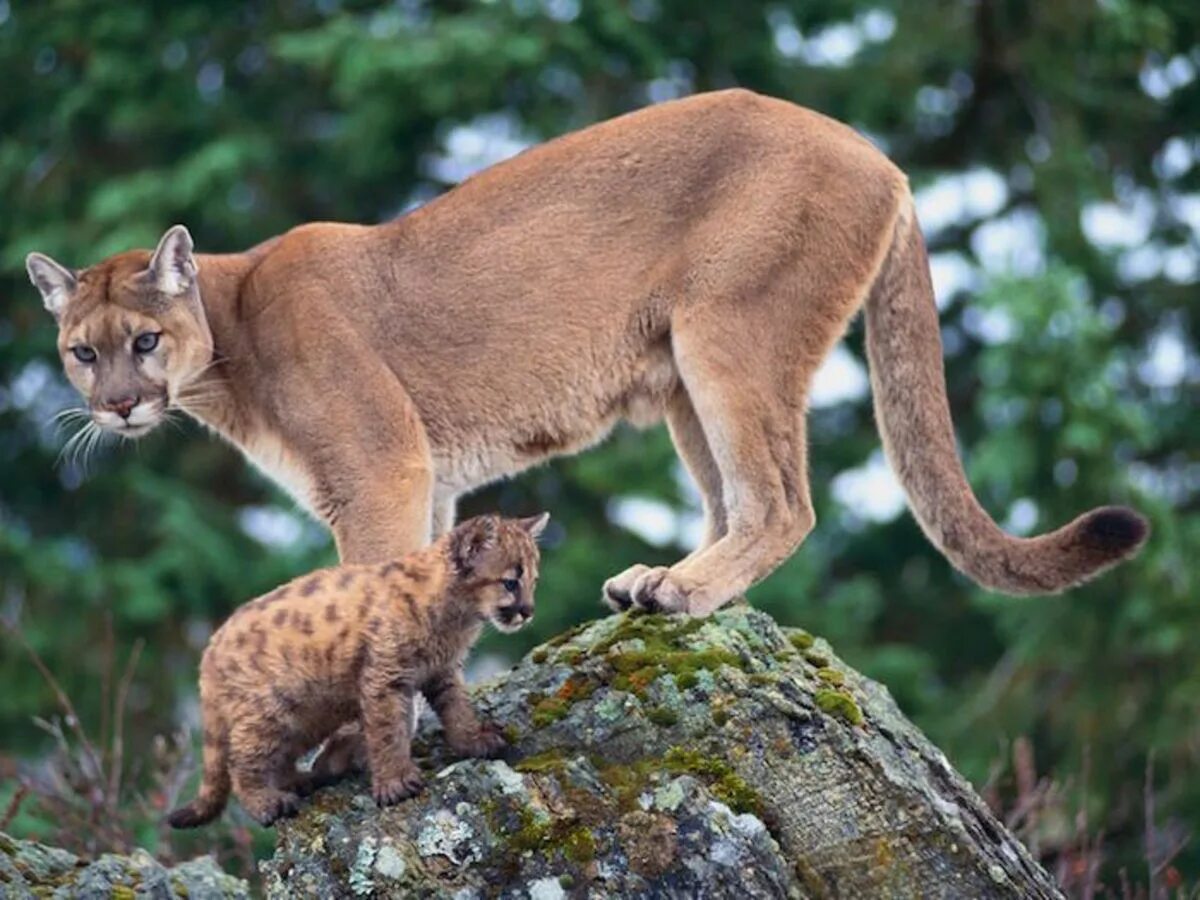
[103,396,138,419]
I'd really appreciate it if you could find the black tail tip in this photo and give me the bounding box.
[1080,506,1149,557]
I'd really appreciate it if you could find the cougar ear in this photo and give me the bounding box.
[25,252,77,321]
[148,225,197,295]
[518,512,550,541]
[450,516,499,574]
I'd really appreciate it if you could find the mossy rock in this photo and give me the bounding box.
[266,604,1062,899]
[0,832,248,899]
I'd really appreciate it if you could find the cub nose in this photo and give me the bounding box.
[101,396,138,419]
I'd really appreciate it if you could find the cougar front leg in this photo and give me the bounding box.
[268,343,435,775]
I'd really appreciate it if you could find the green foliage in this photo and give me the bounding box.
[0,0,1196,885]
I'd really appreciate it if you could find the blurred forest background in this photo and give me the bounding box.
[0,0,1196,892]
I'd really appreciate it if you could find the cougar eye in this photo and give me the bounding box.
[502,578,520,593]
[72,345,97,364]
[133,332,160,354]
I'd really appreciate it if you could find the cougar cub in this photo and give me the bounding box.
[168,512,547,828]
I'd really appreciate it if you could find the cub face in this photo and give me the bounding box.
[25,226,213,439]
[449,513,550,633]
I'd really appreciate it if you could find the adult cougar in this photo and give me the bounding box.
[26,90,1146,615]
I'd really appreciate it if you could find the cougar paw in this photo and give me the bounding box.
[602,564,652,612]
[373,765,425,807]
[629,567,693,615]
[452,723,508,759]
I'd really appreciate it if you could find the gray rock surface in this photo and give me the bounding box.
[263,604,1064,898]
[0,830,248,899]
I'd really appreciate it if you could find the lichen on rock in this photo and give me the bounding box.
[0,830,248,899]
[264,603,1063,898]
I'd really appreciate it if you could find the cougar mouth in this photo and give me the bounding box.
[92,396,167,438]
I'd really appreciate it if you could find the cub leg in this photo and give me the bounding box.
[423,668,506,759]
[360,670,423,806]
[227,721,304,827]
[604,387,727,611]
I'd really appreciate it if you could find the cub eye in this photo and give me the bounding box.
[502,578,520,593]
[72,345,97,364]
[133,332,160,354]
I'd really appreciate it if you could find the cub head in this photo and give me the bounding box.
[448,513,549,633]
[25,225,213,438]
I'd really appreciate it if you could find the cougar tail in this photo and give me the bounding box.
[168,701,231,829]
[863,198,1148,595]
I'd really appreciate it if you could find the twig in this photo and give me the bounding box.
[1146,751,1157,900]
[0,785,27,829]
[108,638,145,816]
[7,625,105,788]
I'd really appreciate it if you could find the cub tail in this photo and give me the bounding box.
[863,197,1148,594]
[168,702,231,829]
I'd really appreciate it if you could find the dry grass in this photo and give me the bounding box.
[984,736,1197,899]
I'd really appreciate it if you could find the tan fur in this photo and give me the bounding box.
[166,513,545,828]
[28,89,1146,614]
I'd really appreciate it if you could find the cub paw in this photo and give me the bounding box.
[372,765,425,807]
[602,564,652,612]
[246,791,302,828]
[452,723,508,759]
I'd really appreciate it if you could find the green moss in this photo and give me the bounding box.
[815,689,864,726]
[558,648,583,665]
[712,772,762,815]
[515,749,572,775]
[111,888,137,900]
[748,672,778,686]
[562,826,597,863]
[662,747,762,816]
[788,631,815,651]
[674,670,699,690]
[646,706,680,727]
[607,648,743,699]
[591,612,706,655]
[530,648,550,664]
[546,621,590,648]
[559,874,576,889]
[804,651,830,668]
[816,667,845,686]
[507,805,552,852]
[596,757,659,812]
[531,696,570,728]
[487,792,599,867]
[712,707,731,727]
[502,724,521,744]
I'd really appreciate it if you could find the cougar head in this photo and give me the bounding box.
[26,226,213,438]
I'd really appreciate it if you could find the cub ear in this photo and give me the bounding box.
[518,512,550,541]
[148,225,197,295]
[449,516,499,574]
[25,252,77,321]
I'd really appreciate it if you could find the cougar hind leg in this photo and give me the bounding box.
[623,264,868,617]
[603,387,728,611]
